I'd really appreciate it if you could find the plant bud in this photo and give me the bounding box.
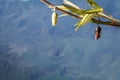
[52,11,58,26]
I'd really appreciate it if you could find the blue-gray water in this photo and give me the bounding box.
[0,0,120,80]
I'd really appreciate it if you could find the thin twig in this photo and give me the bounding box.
[41,0,82,19]
[40,0,120,27]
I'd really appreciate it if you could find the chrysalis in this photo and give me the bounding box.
[51,11,58,26]
[95,26,102,40]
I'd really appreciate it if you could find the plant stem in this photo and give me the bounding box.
[40,0,120,27]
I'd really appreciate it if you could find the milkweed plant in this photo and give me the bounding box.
[41,0,120,40]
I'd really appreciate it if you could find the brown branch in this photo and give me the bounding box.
[40,0,120,27]
[40,0,82,19]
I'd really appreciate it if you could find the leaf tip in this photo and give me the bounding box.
[75,28,78,31]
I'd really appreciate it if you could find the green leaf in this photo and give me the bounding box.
[87,0,101,8]
[63,0,81,9]
[62,4,84,15]
[57,5,69,11]
[81,0,103,14]
[81,8,103,14]
[75,14,95,31]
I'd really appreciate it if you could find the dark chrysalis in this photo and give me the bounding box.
[95,26,102,40]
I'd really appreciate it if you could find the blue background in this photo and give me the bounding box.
[0,0,120,80]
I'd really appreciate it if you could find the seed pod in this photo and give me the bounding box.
[51,11,58,26]
[95,26,102,40]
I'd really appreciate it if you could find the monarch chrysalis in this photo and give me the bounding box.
[95,26,102,40]
[51,11,58,26]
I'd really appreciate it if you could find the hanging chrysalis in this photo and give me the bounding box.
[95,26,102,40]
[51,7,58,26]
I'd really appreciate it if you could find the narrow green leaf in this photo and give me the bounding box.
[57,5,69,11]
[63,0,81,9]
[75,14,94,31]
[98,13,120,23]
[62,4,84,15]
[81,8,103,14]
[87,0,101,8]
